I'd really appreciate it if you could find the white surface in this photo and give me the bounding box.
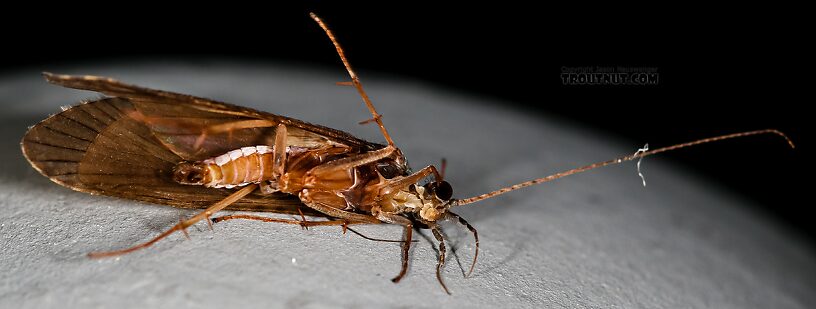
[1,62,814,308]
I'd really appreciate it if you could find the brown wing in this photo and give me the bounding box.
[41,73,384,161]
[22,82,369,216]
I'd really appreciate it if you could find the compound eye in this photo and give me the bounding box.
[434,181,453,201]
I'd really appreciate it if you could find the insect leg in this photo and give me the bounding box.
[210,215,410,243]
[87,184,258,258]
[299,198,381,224]
[193,119,277,149]
[345,227,419,243]
[306,145,396,177]
[251,124,288,194]
[212,214,351,227]
[299,190,414,245]
[310,13,395,146]
[380,164,442,192]
[446,211,479,278]
[296,207,309,230]
[429,225,452,294]
[273,124,287,179]
[375,212,414,283]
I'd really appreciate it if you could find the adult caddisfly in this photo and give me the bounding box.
[20,13,794,294]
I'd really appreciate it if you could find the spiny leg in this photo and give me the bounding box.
[88,184,258,258]
[273,124,288,180]
[210,214,410,243]
[447,211,479,278]
[430,224,451,295]
[178,215,192,239]
[254,123,289,196]
[394,221,413,283]
[310,13,395,146]
[344,227,417,243]
[193,119,277,149]
[357,115,381,125]
[306,145,396,178]
[211,214,349,227]
[375,212,414,283]
[297,207,309,230]
[380,164,443,193]
[297,198,381,226]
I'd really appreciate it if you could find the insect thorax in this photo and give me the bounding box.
[381,185,440,220]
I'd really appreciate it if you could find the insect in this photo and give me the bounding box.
[21,13,794,294]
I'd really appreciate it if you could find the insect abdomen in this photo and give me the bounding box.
[203,146,275,188]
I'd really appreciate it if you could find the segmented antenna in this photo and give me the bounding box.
[455,129,794,206]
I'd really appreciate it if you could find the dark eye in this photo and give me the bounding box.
[434,181,453,200]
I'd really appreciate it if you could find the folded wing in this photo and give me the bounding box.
[22,95,315,215]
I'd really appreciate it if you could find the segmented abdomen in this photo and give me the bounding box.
[203,146,276,188]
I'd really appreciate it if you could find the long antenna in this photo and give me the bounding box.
[310,13,395,146]
[455,129,794,206]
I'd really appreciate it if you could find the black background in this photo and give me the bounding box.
[4,4,810,243]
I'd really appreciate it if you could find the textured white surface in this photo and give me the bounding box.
[1,62,814,308]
